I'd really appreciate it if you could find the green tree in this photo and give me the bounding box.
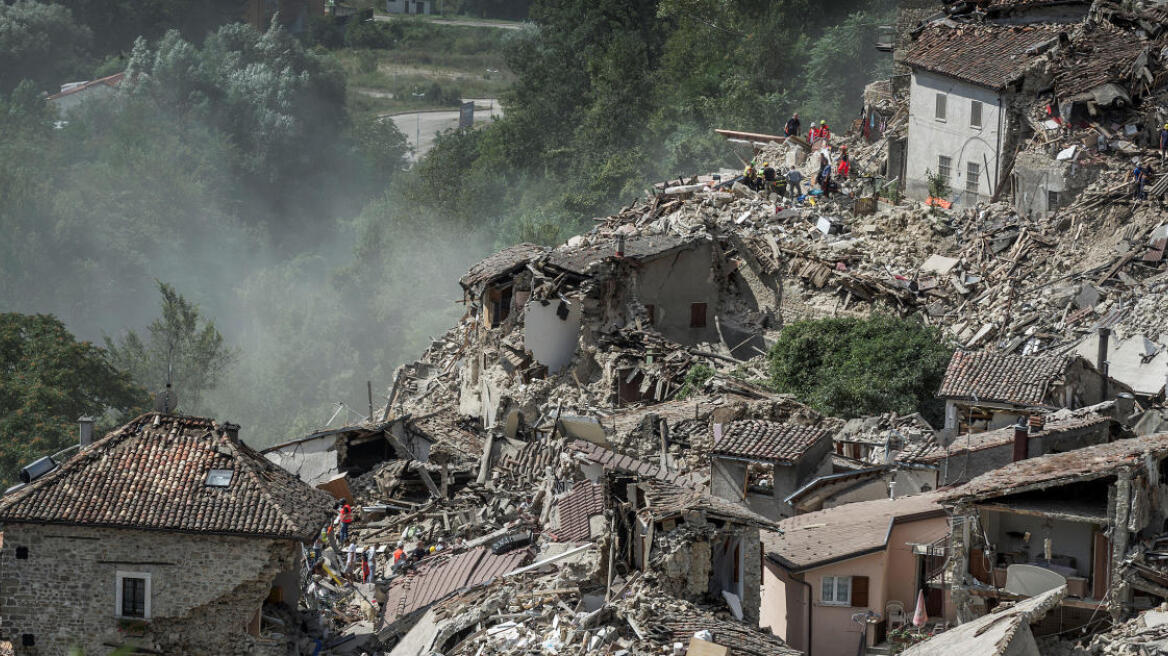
[105,282,237,414]
[0,1,92,94]
[0,314,148,483]
[767,316,954,425]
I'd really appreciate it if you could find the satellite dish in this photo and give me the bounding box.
[154,383,179,414]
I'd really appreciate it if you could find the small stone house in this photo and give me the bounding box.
[0,413,334,655]
[937,350,1111,439]
[709,420,833,520]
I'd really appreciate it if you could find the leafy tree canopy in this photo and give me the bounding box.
[106,282,237,415]
[0,1,92,94]
[767,316,955,425]
[0,313,148,483]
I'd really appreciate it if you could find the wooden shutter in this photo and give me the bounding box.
[851,576,869,607]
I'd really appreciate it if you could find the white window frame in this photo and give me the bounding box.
[935,93,947,122]
[115,571,152,619]
[821,575,852,606]
[966,161,980,196]
[970,100,983,128]
[937,156,952,183]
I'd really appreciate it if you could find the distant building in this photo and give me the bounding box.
[46,73,124,115]
[243,0,326,33]
[709,420,834,520]
[386,0,434,14]
[0,413,333,655]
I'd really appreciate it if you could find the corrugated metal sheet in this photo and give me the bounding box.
[383,546,530,627]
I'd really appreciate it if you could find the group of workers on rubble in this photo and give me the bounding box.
[742,112,851,201]
[308,500,465,585]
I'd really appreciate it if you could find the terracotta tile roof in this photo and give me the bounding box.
[712,420,831,463]
[553,480,606,541]
[942,433,1168,503]
[764,493,946,571]
[409,408,484,457]
[937,350,1072,406]
[382,546,530,627]
[898,412,1112,464]
[496,438,705,488]
[0,413,334,540]
[641,479,780,530]
[546,233,697,275]
[46,73,124,100]
[900,24,1061,89]
[1053,25,1160,100]
[460,243,547,289]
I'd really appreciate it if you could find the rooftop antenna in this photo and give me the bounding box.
[153,341,179,413]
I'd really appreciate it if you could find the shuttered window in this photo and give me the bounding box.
[690,303,707,328]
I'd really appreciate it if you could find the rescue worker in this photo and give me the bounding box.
[743,161,759,190]
[787,166,804,198]
[784,112,801,138]
[819,120,831,144]
[338,501,353,543]
[392,541,406,571]
[816,153,833,196]
[836,147,850,178]
[1159,123,1168,160]
[808,122,821,143]
[763,163,777,186]
[1131,159,1149,200]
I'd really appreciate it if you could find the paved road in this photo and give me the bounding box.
[373,14,524,29]
[387,99,504,161]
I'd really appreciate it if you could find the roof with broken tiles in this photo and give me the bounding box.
[897,410,1112,464]
[553,480,606,541]
[900,23,1061,89]
[545,233,699,275]
[459,242,548,290]
[763,492,947,571]
[711,420,831,463]
[640,479,781,529]
[383,545,531,628]
[942,432,1168,502]
[1053,23,1163,100]
[937,350,1075,406]
[0,413,334,540]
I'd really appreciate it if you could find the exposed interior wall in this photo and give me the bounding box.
[1065,359,1107,407]
[980,509,1099,579]
[634,243,720,346]
[524,299,583,373]
[905,70,1006,203]
[265,436,339,486]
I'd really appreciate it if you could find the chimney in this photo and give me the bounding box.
[78,416,95,448]
[615,234,626,258]
[1012,418,1030,462]
[1115,392,1135,423]
[1097,327,1110,377]
[223,423,240,441]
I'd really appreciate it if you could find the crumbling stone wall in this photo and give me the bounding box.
[0,523,297,656]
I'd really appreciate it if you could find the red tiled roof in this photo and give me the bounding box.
[712,420,830,463]
[554,480,606,541]
[496,438,705,488]
[382,546,530,627]
[900,24,1061,89]
[1053,25,1160,100]
[942,433,1168,502]
[657,609,801,656]
[764,493,947,571]
[0,413,334,540]
[937,350,1072,406]
[641,479,780,529]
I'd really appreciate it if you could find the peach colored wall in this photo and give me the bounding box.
[885,515,950,617]
[760,514,952,654]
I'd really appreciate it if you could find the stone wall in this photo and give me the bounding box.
[0,523,298,656]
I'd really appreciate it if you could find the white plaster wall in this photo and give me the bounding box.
[265,436,339,486]
[524,299,582,373]
[906,70,1006,204]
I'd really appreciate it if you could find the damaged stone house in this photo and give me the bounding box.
[898,23,1061,203]
[937,349,1114,438]
[897,402,1125,486]
[783,464,937,514]
[617,478,778,625]
[899,585,1067,656]
[709,420,834,520]
[0,412,334,656]
[942,433,1168,631]
[760,492,950,655]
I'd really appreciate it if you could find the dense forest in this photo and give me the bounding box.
[0,0,893,477]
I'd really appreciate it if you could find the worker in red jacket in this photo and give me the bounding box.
[819,121,832,144]
[338,502,353,543]
[836,147,851,178]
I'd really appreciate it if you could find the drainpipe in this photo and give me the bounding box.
[1098,327,1111,401]
[800,575,814,656]
[995,96,1003,196]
